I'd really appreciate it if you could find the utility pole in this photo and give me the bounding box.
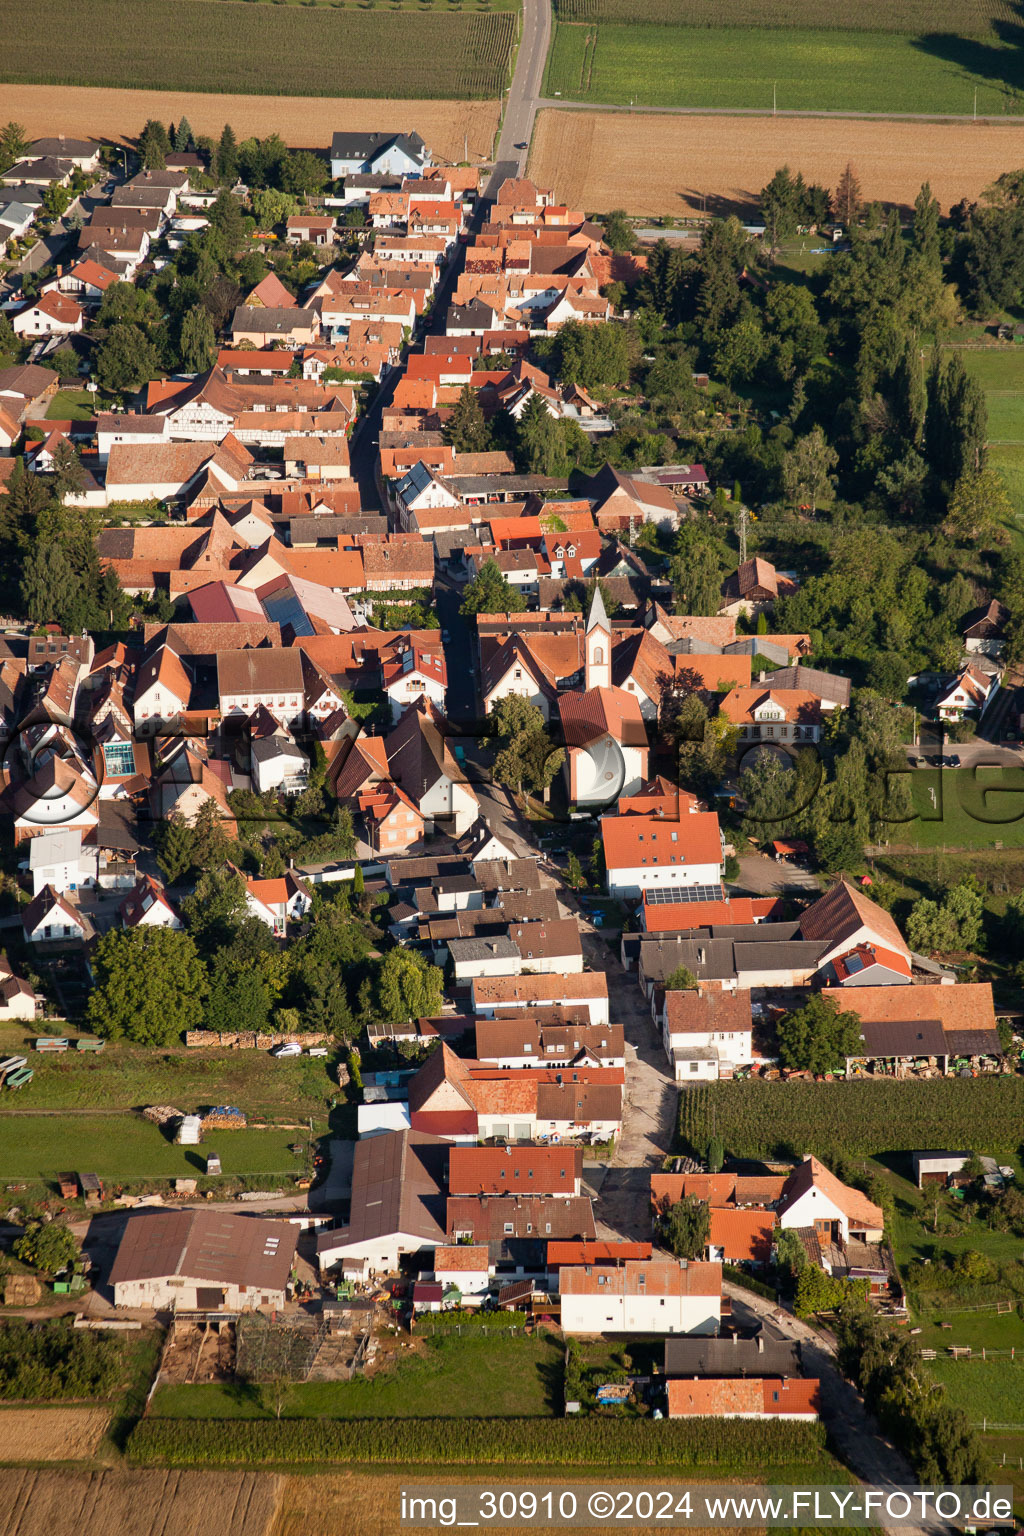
[974,87,978,121]
[464,131,469,164]
[773,81,777,116]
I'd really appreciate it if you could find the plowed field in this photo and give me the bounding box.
[529,109,1024,215]
[0,87,500,165]
[0,1469,280,1536]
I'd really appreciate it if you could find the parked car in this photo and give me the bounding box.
[270,1042,302,1058]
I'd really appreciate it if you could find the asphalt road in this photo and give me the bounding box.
[487,0,552,191]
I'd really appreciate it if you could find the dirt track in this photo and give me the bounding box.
[0,1408,110,1462]
[0,86,500,165]
[529,108,1024,214]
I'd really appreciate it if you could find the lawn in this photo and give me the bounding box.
[940,348,1024,527]
[543,22,1024,114]
[928,1359,1024,1427]
[152,1333,563,1420]
[0,1113,312,1181]
[46,389,94,421]
[0,1036,338,1119]
[888,767,1024,850]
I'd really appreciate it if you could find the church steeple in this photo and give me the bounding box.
[585,584,610,689]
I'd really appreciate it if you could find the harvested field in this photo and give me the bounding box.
[0,87,500,165]
[529,109,1024,216]
[0,1409,110,1462]
[0,1469,280,1536]
[273,1476,725,1536]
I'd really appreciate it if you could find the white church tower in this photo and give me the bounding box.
[584,584,611,690]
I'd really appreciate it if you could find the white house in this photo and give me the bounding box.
[661,989,754,1083]
[392,462,462,533]
[13,292,84,337]
[935,663,994,721]
[22,884,91,944]
[776,1156,885,1247]
[558,1259,722,1336]
[432,1244,491,1298]
[120,875,182,930]
[133,644,192,730]
[244,873,313,937]
[448,935,521,983]
[251,735,309,797]
[26,828,98,896]
[0,954,37,1021]
[601,811,724,903]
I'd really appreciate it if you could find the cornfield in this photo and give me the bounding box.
[552,0,1014,29]
[129,1415,831,1468]
[678,1078,1024,1162]
[0,0,517,99]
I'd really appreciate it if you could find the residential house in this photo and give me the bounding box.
[244,872,313,936]
[600,811,724,902]
[666,1377,819,1420]
[962,600,1010,657]
[719,687,823,747]
[719,558,798,619]
[217,648,306,729]
[448,1145,583,1197]
[797,879,912,975]
[329,132,431,180]
[661,989,754,1082]
[0,953,37,1021]
[22,884,92,944]
[433,1244,492,1298]
[559,1259,722,1336]
[935,663,993,721]
[12,292,84,337]
[474,1016,625,1069]
[777,1156,885,1246]
[26,828,98,896]
[230,306,319,348]
[470,972,610,1026]
[120,874,182,930]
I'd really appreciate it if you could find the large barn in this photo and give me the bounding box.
[108,1209,297,1311]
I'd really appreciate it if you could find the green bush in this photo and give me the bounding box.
[0,1319,127,1400]
[129,1415,829,1468]
[723,1264,776,1301]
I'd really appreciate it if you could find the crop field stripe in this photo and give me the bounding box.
[0,0,517,98]
[550,0,1016,32]
[540,23,1024,115]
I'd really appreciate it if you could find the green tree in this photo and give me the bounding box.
[139,119,169,170]
[216,123,239,185]
[660,1196,711,1259]
[776,993,863,1073]
[444,383,490,453]
[460,557,527,617]
[0,122,28,177]
[95,322,160,393]
[13,1221,78,1275]
[204,966,272,1034]
[50,440,85,503]
[378,948,444,1023]
[795,1265,859,1317]
[180,865,247,953]
[669,525,725,616]
[179,305,217,373]
[207,190,247,265]
[602,208,636,253]
[174,116,194,152]
[759,166,801,255]
[664,965,698,991]
[20,542,82,629]
[774,1227,806,1285]
[280,151,328,197]
[707,1135,724,1173]
[566,851,584,889]
[912,182,941,267]
[781,427,838,512]
[154,815,196,883]
[944,469,1009,544]
[252,188,298,230]
[86,927,209,1045]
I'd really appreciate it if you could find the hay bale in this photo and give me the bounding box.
[3,1273,42,1305]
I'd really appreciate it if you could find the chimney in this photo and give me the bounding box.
[757,1334,764,1353]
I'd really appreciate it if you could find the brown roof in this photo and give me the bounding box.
[779,1156,885,1231]
[507,919,582,963]
[474,1016,622,1063]
[448,1145,582,1196]
[834,982,997,1035]
[338,1128,449,1246]
[560,1258,721,1298]
[471,973,608,1007]
[798,878,909,958]
[217,647,304,697]
[433,1245,489,1272]
[446,1195,596,1241]
[664,989,752,1038]
[108,1209,297,1291]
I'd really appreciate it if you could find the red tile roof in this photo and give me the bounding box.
[600,811,723,872]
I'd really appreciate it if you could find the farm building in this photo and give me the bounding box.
[108,1209,297,1310]
[315,1128,448,1278]
[912,1150,971,1188]
[558,1257,721,1336]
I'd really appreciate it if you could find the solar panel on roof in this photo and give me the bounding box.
[643,883,724,904]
